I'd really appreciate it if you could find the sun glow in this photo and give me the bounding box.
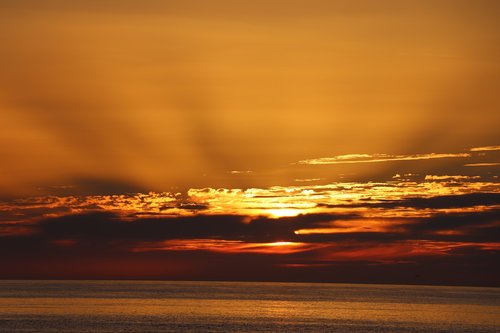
[267,209,303,218]
[264,242,295,247]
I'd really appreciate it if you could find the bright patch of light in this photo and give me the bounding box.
[264,241,295,247]
[267,209,303,218]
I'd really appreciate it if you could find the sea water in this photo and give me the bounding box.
[0,280,498,332]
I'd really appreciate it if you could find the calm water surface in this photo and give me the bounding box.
[0,280,498,332]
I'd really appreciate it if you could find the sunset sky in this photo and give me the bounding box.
[0,0,499,286]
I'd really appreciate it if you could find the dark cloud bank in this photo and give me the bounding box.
[1,194,498,286]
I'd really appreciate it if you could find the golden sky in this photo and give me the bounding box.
[1,0,499,196]
[0,1,499,285]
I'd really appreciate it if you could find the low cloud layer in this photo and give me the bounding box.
[1,192,498,285]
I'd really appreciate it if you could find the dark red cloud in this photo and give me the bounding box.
[1,208,498,286]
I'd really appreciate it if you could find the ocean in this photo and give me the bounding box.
[0,280,498,332]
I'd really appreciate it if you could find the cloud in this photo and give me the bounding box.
[2,177,498,224]
[296,153,470,165]
[424,175,481,181]
[319,193,500,210]
[470,146,500,152]
[464,163,500,167]
[3,208,498,249]
[175,202,210,211]
[294,178,323,182]
[15,212,354,245]
[133,239,323,254]
[229,170,253,175]
[1,209,498,285]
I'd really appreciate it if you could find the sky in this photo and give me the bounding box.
[0,0,499,286]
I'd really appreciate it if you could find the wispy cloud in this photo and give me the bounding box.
[133,239,320,254]
[229,170,253,175]
[294,178,323,182]
[296,153,470,165]
[424,175,481,180]
[464,163,500,167]
[470,146,500,152]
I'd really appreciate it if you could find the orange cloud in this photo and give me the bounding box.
[2,176,498,224]
[294,219,406,235]
[297,153,470,165]
[424,175,481,181]
[465,163,500,167]
[470,146,500,152]
[133,239,323,254]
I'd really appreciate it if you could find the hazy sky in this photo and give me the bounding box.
[1,0,499,196]
[0,1,498,285]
